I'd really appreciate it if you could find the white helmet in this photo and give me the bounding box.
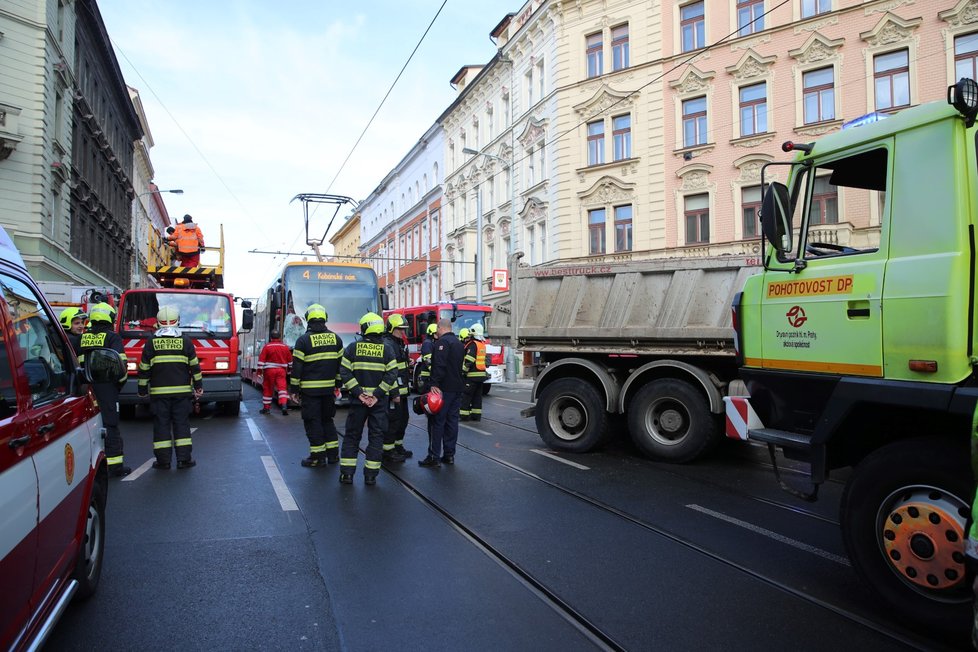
[157,305,180,326]
[471,323,485,340]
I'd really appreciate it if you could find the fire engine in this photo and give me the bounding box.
[384,302,504,394]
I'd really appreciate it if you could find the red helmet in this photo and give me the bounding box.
[412,391,443,415]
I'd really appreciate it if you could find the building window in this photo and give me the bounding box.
[586,32,603,78]
[801,0,830,18]
[612,114,631,161]
[685,194,710,244]
[809,176,838,225]
[588,208,606,254]
[682,97,708,148]
[537,58,546,98]
[681,2,705,53]
[955,33,978,81]
[538,145,546,180]
[539,223,547,263]
[587,120,605,165]
[430,210,439,249]
[614,205,633,252]
[611,25,629,71]
[874,49,910,112]
[803,67,835,125]
[527,225,536,265]
[527,146,536,186]
[525,69,534,107]
[739,82,767,136]
[737,0,764,37]
[742,186,762,238]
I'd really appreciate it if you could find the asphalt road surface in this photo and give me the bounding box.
[48,383,961,651]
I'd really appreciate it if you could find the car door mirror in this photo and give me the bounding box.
[761,182,793,262]
[71,367,92,397]
[24,358,52,395]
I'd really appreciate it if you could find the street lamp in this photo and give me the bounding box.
[138,188,183,197]
[462,146,519,382]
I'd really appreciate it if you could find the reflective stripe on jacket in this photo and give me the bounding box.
[383,332,410,396]
[339,335,397,397]
[169,223,204,254]
[463,340,488,379]
[138,334,202,396]
[289,326,344,395]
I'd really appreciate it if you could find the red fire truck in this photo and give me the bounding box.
[384,302,504,394]
[116,225,253,417]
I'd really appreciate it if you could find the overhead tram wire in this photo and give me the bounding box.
[283,0,450,256]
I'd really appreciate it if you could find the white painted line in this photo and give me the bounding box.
[530,449,590,470]
[461,423,493,436]
[262,455,298,511]
[121,458,155,482]
[246,418,264,441]
[489,396,534,406]
[240,403,249,414]
[686,504,850,566]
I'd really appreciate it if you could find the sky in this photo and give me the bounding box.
[97,0,509,300]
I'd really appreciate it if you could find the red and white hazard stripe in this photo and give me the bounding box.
[723,395,763,441]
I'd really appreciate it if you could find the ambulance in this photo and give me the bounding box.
[0,226,108,650]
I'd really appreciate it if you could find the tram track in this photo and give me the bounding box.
[389,419,947,651]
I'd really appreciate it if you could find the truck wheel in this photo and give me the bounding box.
[72,479,106,600]
[119,404,136,420]
[535,378,608,453]
[627,379,716,463]
[482,384,491,396]
[841,436,971,634]
[221,400,241,417]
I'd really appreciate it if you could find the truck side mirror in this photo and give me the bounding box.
[379,288,389,311]
[761,182,793,261]
[241,308,254,331]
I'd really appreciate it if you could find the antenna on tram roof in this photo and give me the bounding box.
[290,193,359,262]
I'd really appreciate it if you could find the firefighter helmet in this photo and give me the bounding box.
[305,304,328,322]
[59,307,86,329]
[386,313,407,332]
[426,323,437,336]
[459,327,469,340]
[359,312,384,336]
[471,323,485,340]
[89,302,114,323]
[412,391,444,415]
[157,305,180,326]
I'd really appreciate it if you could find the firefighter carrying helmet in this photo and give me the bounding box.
[59,307,87,328]
[426,323,437,336]
[471,323,484,340]
[387,313,407,332]
[89,302,114,323]
[305,304,327,322]
[359,312,384,336]
[157,305,180,326]
[412,391,444,415]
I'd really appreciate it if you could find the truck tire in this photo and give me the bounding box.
[482,384,491,396]
[535,378,609,453]
[119,404,136,420]
[72,479,106,601]
[221,400,241,417]
[840,436,971,634]
[626,379,716,463]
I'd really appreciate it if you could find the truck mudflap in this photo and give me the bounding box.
[119,376,242,404]
[520,405,536,418]
[723,395,763,440]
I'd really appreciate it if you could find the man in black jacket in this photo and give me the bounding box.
[419,318,465,467]
[290,304,344,467]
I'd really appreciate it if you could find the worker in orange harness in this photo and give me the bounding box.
[167,214,205,268]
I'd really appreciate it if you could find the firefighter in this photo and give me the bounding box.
[59,306,87,353]
[419,318,465,467]
[289,304,344,467]
[138,305,203,470]
[77,302,130,477]
[460,323,488,421]
[382,313,411,463]
[418,323,438,392]
[259,332,292,415]
[167,214,205,268]
[338,312,398,485]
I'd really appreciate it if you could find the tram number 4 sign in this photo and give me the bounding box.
[491,269,509,292]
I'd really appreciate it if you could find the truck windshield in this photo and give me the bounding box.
[439,309,488,335]
[282,266,379,347]
[121,292,233,337]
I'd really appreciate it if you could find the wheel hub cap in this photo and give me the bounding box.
[882,499,965,590]
[658,408,683,433]
[562,407,582,429]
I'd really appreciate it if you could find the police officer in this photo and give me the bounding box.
[418,323,438,392]
[338,312,398,485]
[77,302,129,477]
[290,304,344,467]
[419,318,465,467]
[138,305,203,470]
[382,313,411,463]
[460,324,488,421]
[59,306,87,353]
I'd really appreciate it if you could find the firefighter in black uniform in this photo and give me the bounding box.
[290,303,345,467]
[78,302,130,477]
[460,323,488,421]
[382,313,411,463]
[338,312,398,485]
[418,323,437,392]
[138,305,203,470]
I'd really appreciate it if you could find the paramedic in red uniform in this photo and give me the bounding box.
[258,332,292,415]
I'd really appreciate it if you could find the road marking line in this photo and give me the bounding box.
[246,418,263,441]
[240,403,249,413]
[490,396,534,405]
[530,449,590,470]
[121,458,155,482]
[262,455,298,511]
[686,504,850,566]
[462,423,492,436]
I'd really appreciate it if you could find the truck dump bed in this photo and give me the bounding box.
[489,256,760,355]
